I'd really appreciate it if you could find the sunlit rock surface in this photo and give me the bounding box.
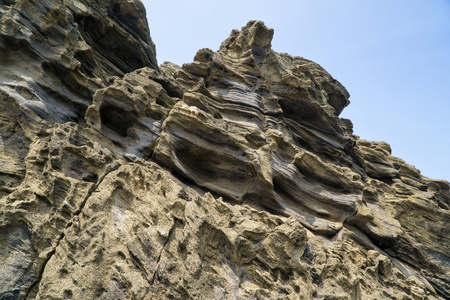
[0,1,449,299]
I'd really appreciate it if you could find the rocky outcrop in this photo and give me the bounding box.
[0,2,449,299]
[0,0,157,123]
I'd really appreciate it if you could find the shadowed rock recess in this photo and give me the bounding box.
[1,1,449,299]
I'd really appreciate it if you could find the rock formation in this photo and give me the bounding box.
[1,1,449,299]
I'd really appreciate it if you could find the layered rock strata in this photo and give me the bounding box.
[0,1,449,299]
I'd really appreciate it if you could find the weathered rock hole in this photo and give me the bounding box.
[74,51,95,77]
[100,103,133,137]
[117,251,126,260]
[59,268,69,277]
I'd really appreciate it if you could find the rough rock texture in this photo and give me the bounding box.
[0,2,449,299]
[0,0,157,123]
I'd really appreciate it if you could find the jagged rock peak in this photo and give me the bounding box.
[217,21,350,117]
[220,20,274,54]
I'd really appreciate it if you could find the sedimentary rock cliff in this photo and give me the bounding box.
[1,1,449,299]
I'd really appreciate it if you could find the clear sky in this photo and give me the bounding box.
[143,0,450,181]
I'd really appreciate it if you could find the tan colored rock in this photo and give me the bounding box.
[32,161,309,299]
[85,67,182,158]
[152,20,449,298]
[0,3,449,299]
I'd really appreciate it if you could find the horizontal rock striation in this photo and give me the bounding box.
[0,2,449,300]
[0,0,157,123]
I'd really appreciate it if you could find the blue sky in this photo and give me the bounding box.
[143,0,450,181]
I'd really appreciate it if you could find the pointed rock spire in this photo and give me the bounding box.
[220,20,274,57]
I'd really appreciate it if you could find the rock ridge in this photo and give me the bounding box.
[0,3,449,300]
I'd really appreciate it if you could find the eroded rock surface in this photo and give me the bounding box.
[0,0,157,123]
[0,2,449,299]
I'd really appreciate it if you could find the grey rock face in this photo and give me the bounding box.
[0,0,158,123]
[0,3,449,299]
